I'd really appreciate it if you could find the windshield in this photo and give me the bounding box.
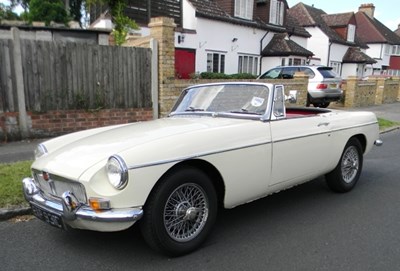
[171,84,270,117]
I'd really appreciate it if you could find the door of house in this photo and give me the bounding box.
[175,49,196,79]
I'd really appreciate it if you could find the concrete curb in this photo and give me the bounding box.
[0,206,32,221]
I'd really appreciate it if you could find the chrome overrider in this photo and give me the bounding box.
[374,139,383,146]
[22,177,143,232]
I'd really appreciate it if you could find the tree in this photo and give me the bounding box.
[27,0,69,26]
[0,3,20,20]
[87,0,139,46]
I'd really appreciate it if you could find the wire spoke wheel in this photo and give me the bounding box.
[341,146,359,183]
[164,183,209,242]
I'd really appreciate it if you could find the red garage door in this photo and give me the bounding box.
[175,49,195,79]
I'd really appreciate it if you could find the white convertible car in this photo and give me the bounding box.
[23,82,382,256]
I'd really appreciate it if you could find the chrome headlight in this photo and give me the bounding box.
[34,144,48,160]
[106,155,129,190]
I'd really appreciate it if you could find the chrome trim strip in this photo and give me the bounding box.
[272,121,379,144]
[128,121,378,170]
[128,141,272,170]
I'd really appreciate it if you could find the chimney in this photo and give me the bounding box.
[359,3,375,18]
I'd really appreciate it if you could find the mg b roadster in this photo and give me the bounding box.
[23,82,382,256]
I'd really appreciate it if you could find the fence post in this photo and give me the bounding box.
[11,27,29,139]
[150,38,159,119]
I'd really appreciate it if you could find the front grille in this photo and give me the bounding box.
[33,170,87,204]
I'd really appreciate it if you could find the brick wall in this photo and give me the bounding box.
[0,108,152,141]
[343,76,400,108]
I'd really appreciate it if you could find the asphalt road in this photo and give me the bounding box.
[0,130,399,271]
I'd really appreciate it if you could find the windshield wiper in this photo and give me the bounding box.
[229,109,260,115]
[185,107,205,112]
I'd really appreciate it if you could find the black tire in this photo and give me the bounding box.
[140,166,218,256]
[313,102,330,108]
[325,138,363,193]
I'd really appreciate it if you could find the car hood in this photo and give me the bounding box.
[32,117,258,180]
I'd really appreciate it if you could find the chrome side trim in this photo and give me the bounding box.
[128,141,272,170]
[127,121,378,170]
[272,121,379,144]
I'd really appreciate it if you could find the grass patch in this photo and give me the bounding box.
[0,161,32,208]
[378,118,400,131]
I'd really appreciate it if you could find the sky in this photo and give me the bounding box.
[1,0,400,31]
[286,0,400,30]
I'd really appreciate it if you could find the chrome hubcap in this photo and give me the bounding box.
[164,183,209,242]
[341,146,359,183]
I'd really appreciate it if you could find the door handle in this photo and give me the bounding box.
[318,122,330,127]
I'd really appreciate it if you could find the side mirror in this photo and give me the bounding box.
[285,90,297,104]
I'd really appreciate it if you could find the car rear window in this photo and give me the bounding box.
[317,67,337,78]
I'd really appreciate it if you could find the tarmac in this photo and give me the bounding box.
[0,102,399,220]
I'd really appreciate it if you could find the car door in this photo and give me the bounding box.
[269,116,333,188]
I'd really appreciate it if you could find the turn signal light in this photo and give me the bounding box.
[89,198,111,211]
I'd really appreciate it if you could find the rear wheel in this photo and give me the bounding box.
[140,167,217,256]
[325,138,363,193]
[313,102,330,108]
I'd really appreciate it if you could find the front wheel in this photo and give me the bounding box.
[325,138,363,193]
[140,167,217,256]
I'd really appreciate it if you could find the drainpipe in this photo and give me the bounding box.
[259,31,269,76]
[327,40,333,66]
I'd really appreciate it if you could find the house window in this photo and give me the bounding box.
[207,53,225,73]
[384,44,391,55]
[269,0,284,25]
[330,61,341,74]
[238,55,259,75]
[347,24,356,42]
[235,0,254,20]
[392,45,400,55]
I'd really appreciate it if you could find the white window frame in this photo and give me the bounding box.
[235,0,254,20]
[207,52,226,73]
[269,0,284,25]
[330,61,342,74]
[238,55,259,75]
[347,24,356,42]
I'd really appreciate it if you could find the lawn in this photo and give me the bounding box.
[0,160,32,208]
[378,118,400,131]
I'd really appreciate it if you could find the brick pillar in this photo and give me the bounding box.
[375,78,385,105]
[148,17,176,117]
[344,76,358,108]
[293,72,309,106]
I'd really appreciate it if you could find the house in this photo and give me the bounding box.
[288,3,375,78]
[90,0,313,78]
[355,3,400,76]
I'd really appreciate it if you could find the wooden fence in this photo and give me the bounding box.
[0,39,152,113]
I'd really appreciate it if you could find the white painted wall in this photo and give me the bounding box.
[304,27,329,65]
[365,43,390,74]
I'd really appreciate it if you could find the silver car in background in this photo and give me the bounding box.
[258,65,343,108]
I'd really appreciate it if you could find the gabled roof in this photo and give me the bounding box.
[262,33,314,57]
[342,47,376,64]
[187,0,286,32]
[322,12,354,28]
[287,3,354,46]
[355,11,400,45]
[285,12,311,38]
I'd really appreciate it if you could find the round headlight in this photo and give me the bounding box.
[34,144,48,160]
[106,155,129,190]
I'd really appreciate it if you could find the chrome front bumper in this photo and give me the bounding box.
[22,177,143,232]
